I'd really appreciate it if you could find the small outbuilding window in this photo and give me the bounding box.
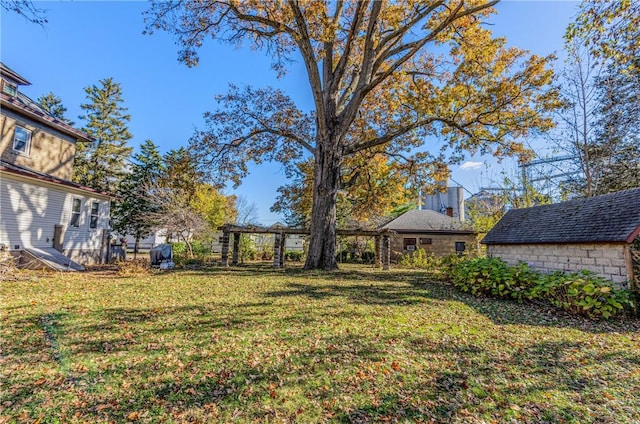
[420,238,432,245]
[455,241,466,253]
[70,198,82,228]
[12,126,31,155]
[89,202,99,229]
[403,238,417,251]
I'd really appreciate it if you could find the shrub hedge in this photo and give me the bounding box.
[449,257,634,319]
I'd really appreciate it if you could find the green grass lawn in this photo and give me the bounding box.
[1,264,639,423]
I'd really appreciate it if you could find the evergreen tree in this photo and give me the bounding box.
[74,78,133,193]
[111,140,164,256]
[37,92,74,125]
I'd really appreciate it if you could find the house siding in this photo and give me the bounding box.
[487,243,631,289]
[1,108,77,180]
[0,170,110,264]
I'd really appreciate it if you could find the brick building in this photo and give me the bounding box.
[381,209,476,261]
[482,188,640,289]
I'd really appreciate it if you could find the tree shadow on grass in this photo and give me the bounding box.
[258,267,640,333]
[4,280,639,423]
[86,263,640,333]
[64,331,640,423]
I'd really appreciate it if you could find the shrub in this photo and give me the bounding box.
[450,258,635,318]
[241,247,258,261]
[531,271,633,318]
[399,248,438,269]
[284,250,304,261]
[439,253,466,277]
[451,258,540,302]
[336,250,375,264]
[171,242,186,256]
[453,257,511,297]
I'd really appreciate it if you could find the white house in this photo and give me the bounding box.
[0,63,112,269]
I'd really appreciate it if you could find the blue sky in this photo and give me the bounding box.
[1,1,579,224]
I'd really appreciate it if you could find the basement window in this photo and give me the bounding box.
[70,198,82,228]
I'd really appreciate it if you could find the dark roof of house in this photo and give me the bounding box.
[482,187,640,245]
[0,160,112,199]
[1,63,93,143]
[0,62,31,86]
[380,209,474,233]
[1,92,93,143]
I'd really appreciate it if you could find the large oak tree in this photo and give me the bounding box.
[146,0,559,270]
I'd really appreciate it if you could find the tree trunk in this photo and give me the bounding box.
[304,138,342,270]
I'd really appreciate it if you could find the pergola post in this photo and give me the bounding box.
[221,228,230,267]
[273,233,282,267]
[382,234,391,270]
[374,235,381,268]
[279,233,286,267]
[232,232,240,265]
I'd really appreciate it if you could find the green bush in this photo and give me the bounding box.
[439,253,467,277]
[284,250,304,261]
[450,258,635,318]
[399,248,438,269]
[171,242,186,256]
[451,257,536,302]
[531,271,633,318]
[241,247,258,261]
[169,241,212,257]
[336,250,375,264]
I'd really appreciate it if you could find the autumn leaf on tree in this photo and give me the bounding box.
[146,0,560,270]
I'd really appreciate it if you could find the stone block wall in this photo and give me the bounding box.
[391,233,477,261]
[487,243,631,289]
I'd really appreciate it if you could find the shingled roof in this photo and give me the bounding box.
[381,209,474,233]
[1,62,93,143]
[482,188,640,245]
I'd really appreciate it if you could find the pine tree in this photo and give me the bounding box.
[74,78,133,193]
[111,140,164,256]
[37,92,74,125]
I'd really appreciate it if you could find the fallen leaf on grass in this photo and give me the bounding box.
[126,411,140,421]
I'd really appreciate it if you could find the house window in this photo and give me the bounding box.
[403,238,417,251]
[12,126,31,154]
[70,198,82,228]
[89,202,99,229]
[420,238,433,245]
[2,80,17,96]
[455,241,466,253]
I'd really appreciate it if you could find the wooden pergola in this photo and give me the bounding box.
[218,224,394,269]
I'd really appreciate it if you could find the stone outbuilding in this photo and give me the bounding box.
[482,188,640,289]
[381,209,476,260]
